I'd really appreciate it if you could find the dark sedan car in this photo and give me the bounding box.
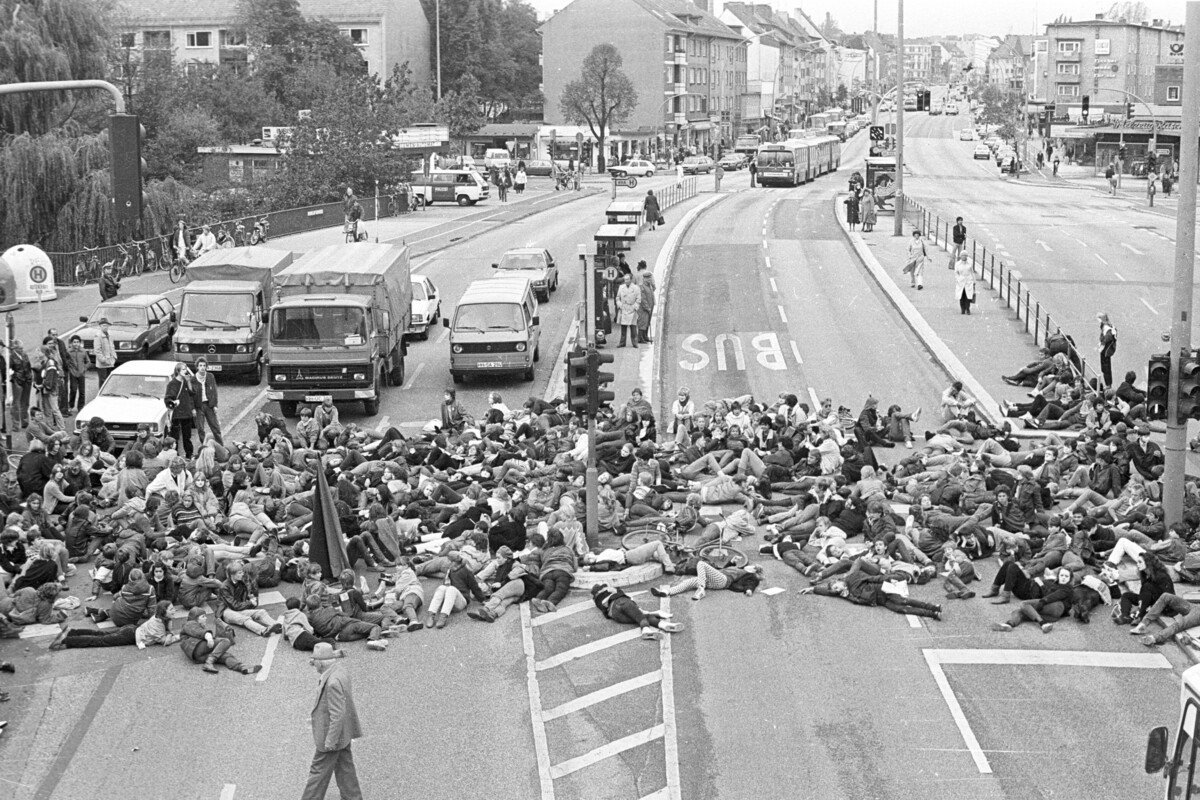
[682,156,715,175]
[523,159,568,177]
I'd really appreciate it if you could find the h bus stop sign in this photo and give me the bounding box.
[612,176,638,188]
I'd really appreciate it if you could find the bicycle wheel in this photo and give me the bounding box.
[699,543,747,569]
[168,261,186,284]
[134,252,144,276]
[622,526,671,550]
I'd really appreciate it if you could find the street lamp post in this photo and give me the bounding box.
[435,0,442,101]
[894,0,905,236]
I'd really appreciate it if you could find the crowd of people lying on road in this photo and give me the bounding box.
[1,360,1198,681]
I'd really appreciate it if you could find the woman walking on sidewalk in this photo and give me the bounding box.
[902,229,927,290]
[954,251,975,315]
[844,193,860,230]
[860,191,876,233]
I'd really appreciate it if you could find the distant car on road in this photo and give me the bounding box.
[973,143,992,160]
[929,105,942,116]
[959,128,975,141]
[609,159,656,178]
[75,359,174,447]
[682,155,715,175]
[492,247,558,303]
[946,103,959,115]
[718,153,747,170]
[63,294,176,365]
[523,159,567,177]
[408,275,441,339]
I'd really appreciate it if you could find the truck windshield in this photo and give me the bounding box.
[454,303,524,332]
[180,293,252,327]
[271,307,367,345]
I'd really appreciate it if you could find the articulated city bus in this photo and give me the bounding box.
[754,135,842,187]
[1146,664,1200,798]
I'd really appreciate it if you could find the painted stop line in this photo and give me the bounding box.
[678,331,801,372]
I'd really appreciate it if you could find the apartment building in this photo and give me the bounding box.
[1045,15,1183,109]
[719,2,805,135]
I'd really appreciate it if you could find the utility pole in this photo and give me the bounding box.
[893,0,905,236]
[1163,0,1200,527]
[435,0,443,101]
[578,246,601,547]
[871,0,879,125]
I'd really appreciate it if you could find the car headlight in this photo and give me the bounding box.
[274,374,286,382]
[353,373,366,381]
[452,345,463,354]
[515,343,526,352]
[116,341,134,350]
[177,344,190,353]
[235,345,248,353]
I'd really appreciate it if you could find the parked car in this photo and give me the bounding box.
[973,143,992,160]
[946,103,959,115]
[681,155,715,175]
[718,153,747,170]
[609,159,656,178]
[408,275,441,339]
[74,359,174,447]
[492,247,558,302]
[524,159,568,177]
[929,105,942,116]
[959,128,975,141]
[63,294,176,365]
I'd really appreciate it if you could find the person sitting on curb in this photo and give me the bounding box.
[591,583,684,640]
[178,607,262,674]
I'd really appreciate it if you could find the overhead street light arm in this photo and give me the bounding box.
[0,79,125,113]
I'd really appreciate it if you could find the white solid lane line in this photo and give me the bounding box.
[403,361,426,391]
[777,305,788,324]
[255,634,280,682]
[658,596,682,800]
[226,387,269,434]
[519,603,556,800]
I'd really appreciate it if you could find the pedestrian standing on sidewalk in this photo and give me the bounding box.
[861,190,876,233]
[1052,153,1060,176]
[949,216,967,268]
[9,341,31,429]
[1147,168,1159,207]
[65,336,88,414]
[1106,161,1117,195]
[954,251,975,315]
[1097,312,1118,389]
[902,230,927,290]
[748,158,757,188]
[616,274,641,347]
[636,260,655,344]
[302,642,364,800]
[1037,151,1044,170]
[93,318,116,389]
[844,192,860,230]
[514,164,527,195]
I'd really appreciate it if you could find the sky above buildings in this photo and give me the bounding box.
[525,0,1189,37]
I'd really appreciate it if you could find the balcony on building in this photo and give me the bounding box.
[673,82,686,95]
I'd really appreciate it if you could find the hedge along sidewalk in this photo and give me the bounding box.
[834,192,1036,430]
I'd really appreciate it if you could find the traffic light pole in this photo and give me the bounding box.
[0,79,125,112]
[893,0,905,237]
[1163,1,1200,528]
[579,249,600,547]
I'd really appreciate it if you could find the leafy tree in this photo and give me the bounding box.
[976,82,1022,141]
[0,0,114,135]
[142,107,222,183]
[376,63,437,129]
[559,44,637,173]
[436,73,484,151]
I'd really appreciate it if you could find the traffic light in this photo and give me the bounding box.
[1147,353,1171,421]
[915,92,924,111]
[108,113,145,234]
[1179,354,1200,424]
[923,90,932,111]
[1081,95,1090,121]
[566,347,590,415]
[592,265,611,337]
[1147,150,1158,173]
[1126,102,1135,120]
[587,348,615,416]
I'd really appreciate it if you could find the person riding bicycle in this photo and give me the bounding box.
[191,225,216,259]
[172,220,191,264]
[346,198,364,240]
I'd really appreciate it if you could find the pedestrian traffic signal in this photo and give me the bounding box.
[566,347,590,415]
[1147,353,1171,421]
[1179,355,1200,423]
[587,349,615,416]
[1081,95,1090,121]
[108,113,145,232]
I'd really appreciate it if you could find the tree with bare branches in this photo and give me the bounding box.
[559,44,638,173]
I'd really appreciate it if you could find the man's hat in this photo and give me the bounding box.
[99,317,110,325]
[311,642,339,661]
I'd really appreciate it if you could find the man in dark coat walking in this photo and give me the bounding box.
[302,642,363,800]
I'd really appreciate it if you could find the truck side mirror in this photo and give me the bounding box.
[491,263,499,269]
[79,316,88,323]
[441,318,450,329]
[1146,726,1169,774]
[532,315,540,326]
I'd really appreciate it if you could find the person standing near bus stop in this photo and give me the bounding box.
[949,216,967,269]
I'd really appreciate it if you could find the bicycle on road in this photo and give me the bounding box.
[621,518,748,569]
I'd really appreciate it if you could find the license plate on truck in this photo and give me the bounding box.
[478,361,503,368]
[304,395,332,402]
[207,365,222,371]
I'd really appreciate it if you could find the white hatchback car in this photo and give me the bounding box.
[973,144,992,159]
[609,159,655,178]
[959,128,975,141]
[409,275,441,339]
[75,359,174,447]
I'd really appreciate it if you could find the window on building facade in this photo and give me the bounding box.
[228,159,244,184]
[250,159,274,181]
[186,31,212,48]
[118,32,136,48]
[1056,83,1080,96]
[143,30,170,49]
[1057,40,1081,54]
[340,28,368,46]
[1169,86,1181,100]
[1056,62,1080,74]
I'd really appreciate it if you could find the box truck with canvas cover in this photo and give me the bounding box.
[267,243,411,417]
[173,247,294,382]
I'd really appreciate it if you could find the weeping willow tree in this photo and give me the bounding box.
[0,0,115,136]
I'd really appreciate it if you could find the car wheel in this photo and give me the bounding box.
[279,401,298,418]
[250,357,263,385]
[523,366,534,382]
[457,195,471,206]
[538,291,549,304]
[452,372,463,384]
[533,345,540,363]
[647,170,654,177]
[363,397,380,416]
[141,344,150,360]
